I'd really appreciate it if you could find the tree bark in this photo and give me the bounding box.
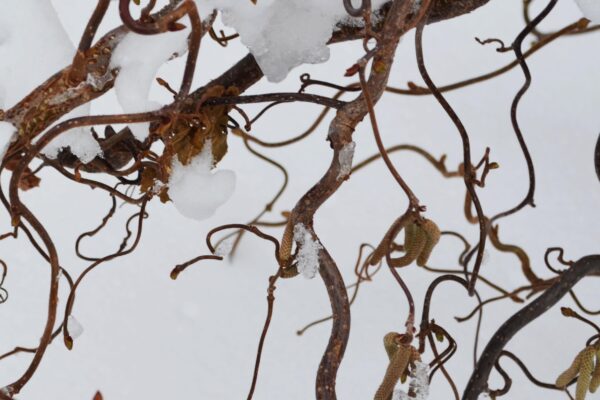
[463,255,600,399]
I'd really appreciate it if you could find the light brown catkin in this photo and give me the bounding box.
[576,346,596,400]
[416,219,441,267]
[374,344,411,400]
[589,347,600,393]
[556,348,584,388]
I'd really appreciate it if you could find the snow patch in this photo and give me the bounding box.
[41,104,102,164]
[168,142,236,221]
[48,81,87,105]
[337,141,356,180]
[0,0,74,108]
[110,21,190,140]
[0,1,101,163]
[575,0,600,22]
[292,223,322,279]
[86,72,113,92]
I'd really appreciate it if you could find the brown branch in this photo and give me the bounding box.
[282,2,443,397]
[414,16,487,295]
[69,0,111,84]
[463,255,600,399]
[386,19,588,96]
[205,92,346,109]
[4,112,160,396]
[3,0,496,145]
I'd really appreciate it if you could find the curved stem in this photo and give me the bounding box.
[463,255,600,399]
[489,0,559,224]
[3,112,161,394]
[414,19,486,295]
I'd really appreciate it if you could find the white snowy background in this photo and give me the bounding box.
[0,0,599,399]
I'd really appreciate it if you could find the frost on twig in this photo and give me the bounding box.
[293,223,323,279]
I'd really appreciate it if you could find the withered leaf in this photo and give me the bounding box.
[140,168,158,194]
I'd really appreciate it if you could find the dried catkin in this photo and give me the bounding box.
[556,348,584,388]
[416,219,441,266]
[576,346,596,400]
[279,220,294,263]
[374,344,411,400]
[390,223,426,267]
[589,347,600,393]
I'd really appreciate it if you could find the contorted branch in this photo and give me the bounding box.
[463,255,600,399]
[283,1,446,397]
[4,0,570,399]
[2,0,494,145]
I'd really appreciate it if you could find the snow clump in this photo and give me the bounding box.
[393,361,430,400]
[168,142,236,221]
[293,223,323,279]
[110,21,190,140]
[197,0,389,82]
[67,315,84,340]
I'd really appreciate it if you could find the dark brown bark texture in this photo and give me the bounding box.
[0,1,501,399]
[4,0,493,142]
[463,256,600,399]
